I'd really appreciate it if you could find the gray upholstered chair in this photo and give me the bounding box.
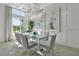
[40,34,56,55]
[21,34,37,55]
[15,32,22,44]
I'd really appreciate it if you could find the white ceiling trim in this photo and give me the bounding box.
[5,3,28,13]
[4,3,51,17]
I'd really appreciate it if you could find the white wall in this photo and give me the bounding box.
[0,4,5,42]
[50,3,79,49]
[66,4,79,48]
[5,6,12,41]
[0,4,12,42]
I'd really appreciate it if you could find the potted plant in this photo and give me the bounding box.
[28,20,34,32]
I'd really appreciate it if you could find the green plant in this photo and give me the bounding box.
[28,20,34,31]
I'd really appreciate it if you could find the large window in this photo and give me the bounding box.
[12,8,25,32]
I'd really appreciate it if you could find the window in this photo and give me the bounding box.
[12,8,25,32]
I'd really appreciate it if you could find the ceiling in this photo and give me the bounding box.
[5,3,50,14]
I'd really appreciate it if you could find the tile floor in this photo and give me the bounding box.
[0,40,79,56]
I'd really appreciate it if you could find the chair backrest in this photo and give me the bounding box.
[21,34,29,48]
[48,34,56,48]
[15,32,22,44]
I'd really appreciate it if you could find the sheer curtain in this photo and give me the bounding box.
[5,6,12,41]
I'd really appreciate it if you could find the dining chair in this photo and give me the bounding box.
[15,32,22,45]
[21,34,38,55]
[40,34,56,56]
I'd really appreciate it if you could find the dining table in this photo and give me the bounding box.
[22,32,49,55]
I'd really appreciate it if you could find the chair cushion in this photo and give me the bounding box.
[28,41,37,49]
[40,40,49,47]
